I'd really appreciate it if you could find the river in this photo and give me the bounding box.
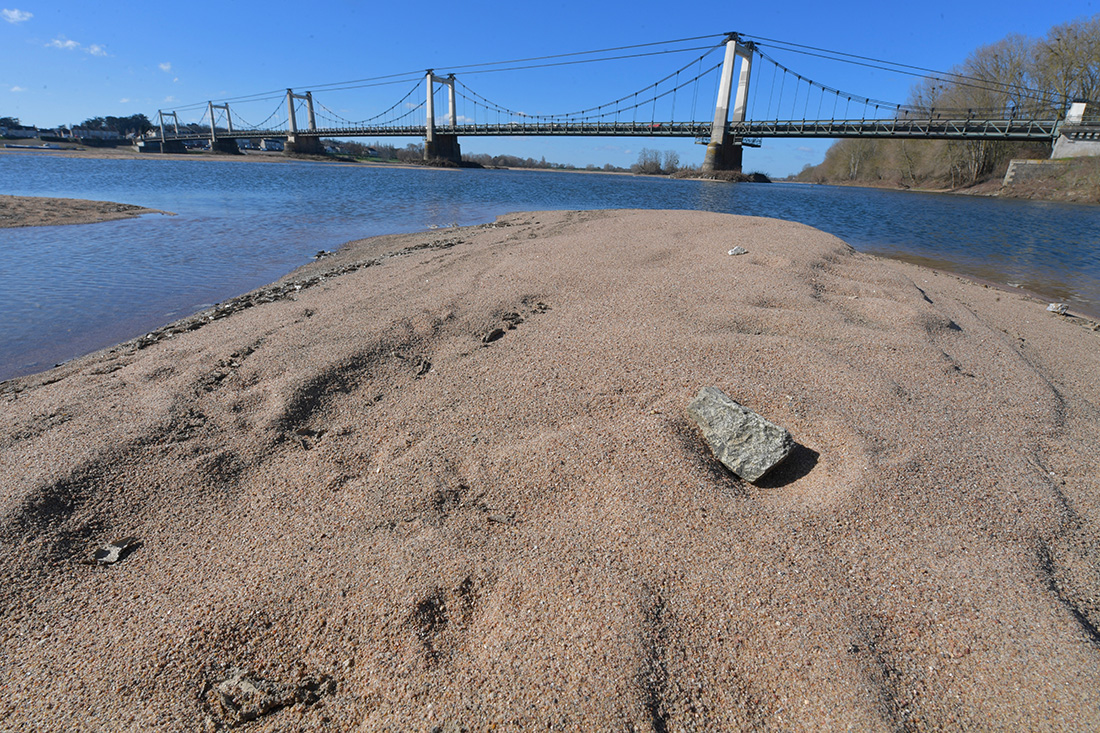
[2,153,1098,382]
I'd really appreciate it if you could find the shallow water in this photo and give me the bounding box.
[2,154,1098,381]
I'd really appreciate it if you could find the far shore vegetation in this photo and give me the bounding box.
[794,13,1099,204]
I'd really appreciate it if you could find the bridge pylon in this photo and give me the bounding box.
[702,34,754,173]
[154,110,186,154]
[424,70,462,164]
[207,102,240,154]
[285,89,324,155]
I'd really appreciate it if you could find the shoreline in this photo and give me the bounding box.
[784,168,1100,207]
[869,249,1100,323]
[1,192,1097,384]
[3,209,1099,729]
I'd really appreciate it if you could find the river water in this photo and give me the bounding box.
[2,154,1098,381]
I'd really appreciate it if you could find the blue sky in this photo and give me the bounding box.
[2,0,1096,176]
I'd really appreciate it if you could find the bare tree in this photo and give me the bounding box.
[1034,15,1100,110]
[632,148,663,174]
[662,150,680,173]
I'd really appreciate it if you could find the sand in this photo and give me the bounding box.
[0,194,171,228]
[2,209,1100,731]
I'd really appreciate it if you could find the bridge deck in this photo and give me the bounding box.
[159,118,1062,142]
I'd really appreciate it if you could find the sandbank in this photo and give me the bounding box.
[2,210,1099,731]
[0,194,172,228]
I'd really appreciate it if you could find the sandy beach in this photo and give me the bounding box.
[2,208,1099,731]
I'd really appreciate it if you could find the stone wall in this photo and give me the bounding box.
[1003,159,1070,185]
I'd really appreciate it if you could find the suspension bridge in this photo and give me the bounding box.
[144,32,1094,171]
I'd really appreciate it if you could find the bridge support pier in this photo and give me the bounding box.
[211,138,241,154]
[425,133,462,164]
[702,139,744,173]
[136,139,187,154]
[285,136,324,155]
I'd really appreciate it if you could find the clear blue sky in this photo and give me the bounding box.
[2,0,1096,176]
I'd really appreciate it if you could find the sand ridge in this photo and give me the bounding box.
[1,209,1099,731]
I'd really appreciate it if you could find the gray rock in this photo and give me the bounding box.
[93,536,141,565]
[1047,302,1068,315]
[211,668,335,726]
[686,387,794,482]
[727,246,748,255]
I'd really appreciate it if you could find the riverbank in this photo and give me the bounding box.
[996,156,1100,204]
[0,194,172,227]
[789,156,1100,206]
[3,209,1099,731]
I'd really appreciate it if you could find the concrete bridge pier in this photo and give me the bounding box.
[702,139,744,172]
[701,34,754,173]
[135,139,187,154]
[211,138,241,154]
[425,134,461,164]
[285,136,324,155]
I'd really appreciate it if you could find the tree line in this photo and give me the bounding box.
[0,113,155,136]
[75,114,154,135]
[797,13,1100,188]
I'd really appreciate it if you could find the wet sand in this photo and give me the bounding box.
[2,209,1099,731]
[0,194,171,227]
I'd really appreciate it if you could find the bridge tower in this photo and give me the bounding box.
[207,101,240,154]
[285,89,324,155]
[424,71,462,164]
[154,110,186,154]
[701,34,754,173]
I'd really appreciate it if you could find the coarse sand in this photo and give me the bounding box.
[2,209,1099,731]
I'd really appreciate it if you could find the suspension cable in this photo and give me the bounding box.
[752,41,1061,111]
[441,34,724,74]
[748,34,1061,104]
[311,79,424,126]
[232,99,285,130]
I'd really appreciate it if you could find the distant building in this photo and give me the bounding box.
[70,128,121,140]
[1,125,38,139]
